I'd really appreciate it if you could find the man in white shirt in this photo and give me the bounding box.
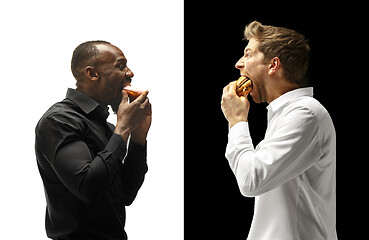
[221,21,337,240]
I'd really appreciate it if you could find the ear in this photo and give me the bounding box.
[268,57,280,76]
[85,66,100,81]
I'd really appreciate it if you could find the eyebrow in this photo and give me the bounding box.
[244,48,252,53]
[116,58,127,64]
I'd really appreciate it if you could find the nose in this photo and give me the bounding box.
[235,57,244,70]
[126,67,134,78]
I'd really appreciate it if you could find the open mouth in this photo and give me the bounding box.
[120,78,132,92]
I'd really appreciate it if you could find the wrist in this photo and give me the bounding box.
[229,118,248,128]
[131,132,147,146]
[114,126,131,142]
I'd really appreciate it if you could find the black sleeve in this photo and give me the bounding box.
[54,134,127,203]
[120,140,148,206]
[36,113,127,203]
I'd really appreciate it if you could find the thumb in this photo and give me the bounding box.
[135,90,149,103]
[229,81,237,94]
[121,90,129,104]
[240,94,249,102]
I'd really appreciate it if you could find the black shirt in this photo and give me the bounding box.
[35,88,148,240]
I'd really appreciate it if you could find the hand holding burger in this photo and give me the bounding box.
[115,85,151,144]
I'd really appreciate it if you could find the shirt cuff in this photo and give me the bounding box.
[128,140,147,156]
[229,121,250,138]
[226,121,254,177]
[227,121,253,152]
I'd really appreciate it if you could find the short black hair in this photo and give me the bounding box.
[71,40,111,79]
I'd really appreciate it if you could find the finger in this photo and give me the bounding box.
[142,97,151,111]
[229,81,237,94]
[134,90,149,103]
[239,95,248,102]
[121,90,129,104]
[146,102,152,115]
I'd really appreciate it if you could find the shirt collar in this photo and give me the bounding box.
[66,88,109,120]
[266,87,313,121]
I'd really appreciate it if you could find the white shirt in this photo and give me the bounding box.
[226,87,337,240]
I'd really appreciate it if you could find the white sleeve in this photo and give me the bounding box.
[225,108,323,197]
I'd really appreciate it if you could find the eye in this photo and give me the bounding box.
[119,64,126,71]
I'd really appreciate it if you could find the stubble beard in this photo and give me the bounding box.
[110,93,122,114]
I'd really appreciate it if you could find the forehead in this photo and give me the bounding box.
[245,38,260,52]
[96,44,126,63]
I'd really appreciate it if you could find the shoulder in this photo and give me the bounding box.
[286,96,329,121]
[282,96,335,140]
[35,99,85,135]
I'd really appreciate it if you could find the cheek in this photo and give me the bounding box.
[245,58,259,74]
[247,58,267,78]
[104,71,121,89]
[245,56,262,70]
[99,76,120,104]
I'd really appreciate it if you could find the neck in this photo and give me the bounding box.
[76,81,108,109]
[266,79,300,103]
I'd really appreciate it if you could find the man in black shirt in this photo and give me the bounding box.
[35,40,151,240]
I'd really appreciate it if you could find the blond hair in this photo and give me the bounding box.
[244,21,310,86]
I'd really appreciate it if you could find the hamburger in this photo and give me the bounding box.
[236,76,253,96]
[123,85,144,101]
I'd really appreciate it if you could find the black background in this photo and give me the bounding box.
[185,2,364,239]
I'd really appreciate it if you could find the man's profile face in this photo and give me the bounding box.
[235,38,268,103]
[94,44,134,112]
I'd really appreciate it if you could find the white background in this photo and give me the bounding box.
[0,0,183,239]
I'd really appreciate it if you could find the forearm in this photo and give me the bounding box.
[120,141,148,205]
[225,121,258,197]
